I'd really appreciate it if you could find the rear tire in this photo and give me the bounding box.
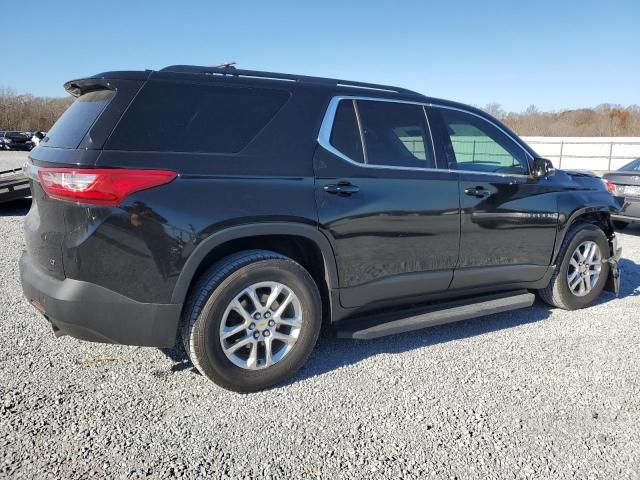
[538,223,610,310]
[181,250,322,392]
[613,221,629,230]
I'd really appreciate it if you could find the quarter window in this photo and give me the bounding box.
[435,108,528,175]
[106,81,290,153]
[330,100,364,163]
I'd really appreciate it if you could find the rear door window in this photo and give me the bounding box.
[356,100,435,169]
[41,90,115,149]
[106,81,290,153]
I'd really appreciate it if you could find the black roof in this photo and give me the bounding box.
[77,65,424,99]
[71,64,491,118]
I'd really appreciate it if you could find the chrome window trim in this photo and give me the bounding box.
[317,95,533,178]
[318,97,361,166]
[336,83,399,94]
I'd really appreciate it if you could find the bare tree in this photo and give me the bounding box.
[3,88,640,137]
[0,88,73,131]
[483,103,505,118]
[482,102,640,136]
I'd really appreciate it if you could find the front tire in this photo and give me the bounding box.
[182,250,322,392]
[538,224,610,310]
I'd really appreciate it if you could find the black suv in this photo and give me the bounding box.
[20,66,621,392]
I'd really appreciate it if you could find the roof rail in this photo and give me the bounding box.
[159,65,421,96]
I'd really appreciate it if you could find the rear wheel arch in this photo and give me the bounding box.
[181,249,323,391]
[171,223,338,319]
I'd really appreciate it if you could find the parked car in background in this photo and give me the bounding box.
[20,65,622,392]
[603,158,640,229]
[0,131,34,151]
[0,167,31,203]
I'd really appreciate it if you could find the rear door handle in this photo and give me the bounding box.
[464,186,490,198]
[324,182,360,195]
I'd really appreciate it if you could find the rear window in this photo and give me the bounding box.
[106,81,290,153]
[620,159,640,172]
[42,90,115,149]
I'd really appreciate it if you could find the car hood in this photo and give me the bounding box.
[563,169,599,178]
[553,168,609,192]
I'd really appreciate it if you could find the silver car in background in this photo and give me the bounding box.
[603,158,640,229]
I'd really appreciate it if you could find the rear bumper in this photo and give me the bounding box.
[0,168,31,204]
[19,253,182,347]
[3,143,33,151]
[612,196,640,223]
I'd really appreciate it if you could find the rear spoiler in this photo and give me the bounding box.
[64,71,151,97]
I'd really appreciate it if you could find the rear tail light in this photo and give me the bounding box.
[37,168,177,206]
[602,178,617,194]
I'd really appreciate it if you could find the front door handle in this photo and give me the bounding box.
[464,186,490,198]
[324,182,360,195]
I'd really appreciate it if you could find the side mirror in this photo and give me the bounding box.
[533,157,555,178]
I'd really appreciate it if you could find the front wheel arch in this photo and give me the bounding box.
[552,209,614,265]
[539,222,610,310]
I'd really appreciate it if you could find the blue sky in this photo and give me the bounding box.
[2,0,638,111]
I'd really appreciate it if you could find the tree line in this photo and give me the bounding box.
[0,88,73,132]
[1,87,639,137]
[484,103,640,137]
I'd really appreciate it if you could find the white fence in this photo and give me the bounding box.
[521,137,640,172]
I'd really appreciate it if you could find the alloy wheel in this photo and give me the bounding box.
[219,281,302,369]
[567,240,602,297]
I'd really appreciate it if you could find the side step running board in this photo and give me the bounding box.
[336,290,535,340]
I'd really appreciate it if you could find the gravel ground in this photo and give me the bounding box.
[1,151,639,479]
[0,150,27,171]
